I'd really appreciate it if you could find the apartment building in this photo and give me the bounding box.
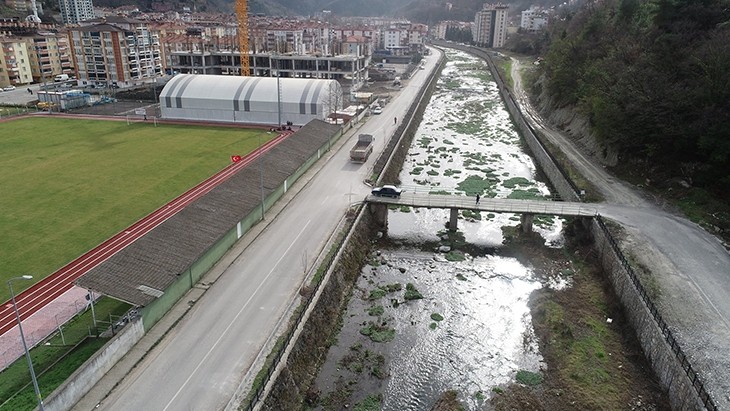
[30,31,74,83]
[68,17,161,88]
[0,37,33,87]
[520,6,548,32]
[383,26,406,52]
[58,0,95,24]
[474,3,509,48]
[0,22,73,86]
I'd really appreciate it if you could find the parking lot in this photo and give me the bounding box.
[1,82,159,118]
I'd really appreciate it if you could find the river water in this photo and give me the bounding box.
[313,49,570,410]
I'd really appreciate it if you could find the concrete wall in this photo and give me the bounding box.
[374,51,446,186]
[262,209,377,410]
[43,319,145,411]
[481,51,580,202]
[591,218,708,410]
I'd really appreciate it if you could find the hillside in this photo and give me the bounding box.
[2,0,559,24]
[534,0,730,200]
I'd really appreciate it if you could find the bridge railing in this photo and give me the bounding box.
[368,193,598,217]
[393,184,564,199]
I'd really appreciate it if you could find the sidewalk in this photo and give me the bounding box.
[0,287,89,370]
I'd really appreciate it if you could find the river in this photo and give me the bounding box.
[312,49,572,410]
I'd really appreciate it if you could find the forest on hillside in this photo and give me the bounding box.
[536,0,730,196]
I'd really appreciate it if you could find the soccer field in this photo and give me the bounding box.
[0,117,271,299]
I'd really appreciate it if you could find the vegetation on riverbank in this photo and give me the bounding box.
[492,224,669,410]
[536,0,730,209]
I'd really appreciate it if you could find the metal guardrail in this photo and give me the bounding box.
[366,193,598,217]
[595,216,717,411]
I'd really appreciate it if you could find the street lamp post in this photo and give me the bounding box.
[8,275,44,411]
[259,134,265,220]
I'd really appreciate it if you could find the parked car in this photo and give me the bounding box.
[2,85,16,91]
[371,185,402,198]
[372,106,382,115]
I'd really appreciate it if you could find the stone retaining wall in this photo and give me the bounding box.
[591,219,706,410]
[433,40,712,411]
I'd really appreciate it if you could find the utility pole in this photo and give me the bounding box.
[8,276,44,411]
[276,56,282,127]
[259,134,265,220]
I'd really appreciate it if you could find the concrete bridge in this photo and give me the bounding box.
[366,193,599,232]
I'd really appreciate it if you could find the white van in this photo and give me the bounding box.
[55,74,69,82]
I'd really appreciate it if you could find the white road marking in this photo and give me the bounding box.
[162,219,311,411]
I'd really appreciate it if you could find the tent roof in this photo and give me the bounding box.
[159,74,340,105]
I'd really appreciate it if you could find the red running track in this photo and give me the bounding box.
[0,131,292,337]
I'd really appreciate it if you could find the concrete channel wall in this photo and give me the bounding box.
[255,50,448,410]
[591,218,707,410]
[259,210,377,410]
[374,52,447,185]
[432,41,580,202]
[447,42,713,410]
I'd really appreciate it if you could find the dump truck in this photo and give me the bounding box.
[350,134,374,162]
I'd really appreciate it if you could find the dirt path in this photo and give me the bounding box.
[509,57,730,409]
[510,60,647,207]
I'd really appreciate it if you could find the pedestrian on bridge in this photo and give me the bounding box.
[476,193,480,204]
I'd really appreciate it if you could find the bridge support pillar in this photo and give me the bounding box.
[449,208,459,232]
[520,213,534,233]
[370,203,389,229]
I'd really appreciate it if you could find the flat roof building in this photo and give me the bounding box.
[474,3,509,48]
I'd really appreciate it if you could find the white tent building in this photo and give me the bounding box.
[159,74,344,126]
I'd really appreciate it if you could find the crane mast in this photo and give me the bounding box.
[236,0,250,76]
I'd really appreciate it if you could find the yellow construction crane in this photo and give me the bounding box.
[235,0,250,76]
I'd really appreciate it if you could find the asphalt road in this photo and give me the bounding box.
[511,58,730,408]
[0,84,40,107]
[92,50,442,411]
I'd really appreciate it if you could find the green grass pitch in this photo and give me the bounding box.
[0,117,272,300]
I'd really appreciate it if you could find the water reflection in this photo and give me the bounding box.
[375,251,543,410]
[313,49,567,410]
[391,49,563,247]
